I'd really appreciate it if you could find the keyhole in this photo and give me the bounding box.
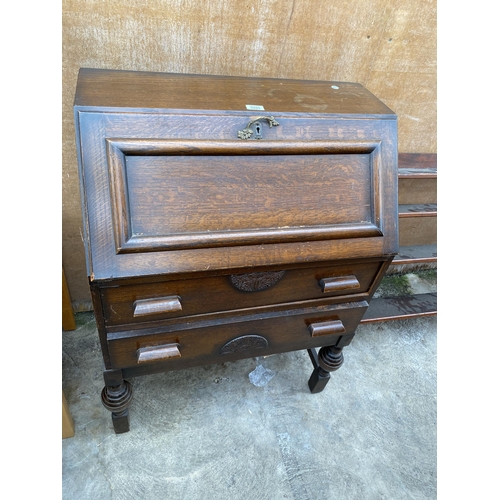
[254,122,262,139]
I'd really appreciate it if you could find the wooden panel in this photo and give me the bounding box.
[63,0,435,300]
[399,178,437,205]
[399,217,437,247]
[398,153,437,174]
[106,138,382,252]
[127,153,372,235]
[75,69,394,116]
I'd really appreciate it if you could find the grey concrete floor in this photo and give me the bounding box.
[62,275,436,500]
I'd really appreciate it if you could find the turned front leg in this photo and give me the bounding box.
[307,345,344,394]
[101,369,133,434]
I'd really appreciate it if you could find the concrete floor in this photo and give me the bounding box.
[62,275,436,500]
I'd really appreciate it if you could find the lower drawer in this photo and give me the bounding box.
[107,300,368,369]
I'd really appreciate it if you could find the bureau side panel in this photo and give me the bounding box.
[73,108,93,276]
[380,118,399,256]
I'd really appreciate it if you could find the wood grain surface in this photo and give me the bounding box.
[108,300,370,370]
[100,259,385,329]
[63,0,436,302]
[74,73,398,280]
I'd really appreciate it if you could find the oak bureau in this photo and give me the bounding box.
[74,68,398,433]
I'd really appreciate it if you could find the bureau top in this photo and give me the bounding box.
[74,68,395,117]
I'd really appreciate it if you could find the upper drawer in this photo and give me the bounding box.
[76,109,398,280]
[100,260,386,327]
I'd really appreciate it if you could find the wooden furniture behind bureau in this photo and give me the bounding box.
[74,68,399,433]
[361,153,437,323]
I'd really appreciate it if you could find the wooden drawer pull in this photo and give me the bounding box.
[137,344,181,364]
[133,296,182,317]
[308,320,346,337]
[319,275,360,293]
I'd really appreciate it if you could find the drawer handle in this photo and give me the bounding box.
[137,343,181,364]
[133,296,182,317]
[309,320,346,337]
[319,275,360,293]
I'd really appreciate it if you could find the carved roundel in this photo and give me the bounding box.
[220,335,268,355]
[229,270,286,292]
